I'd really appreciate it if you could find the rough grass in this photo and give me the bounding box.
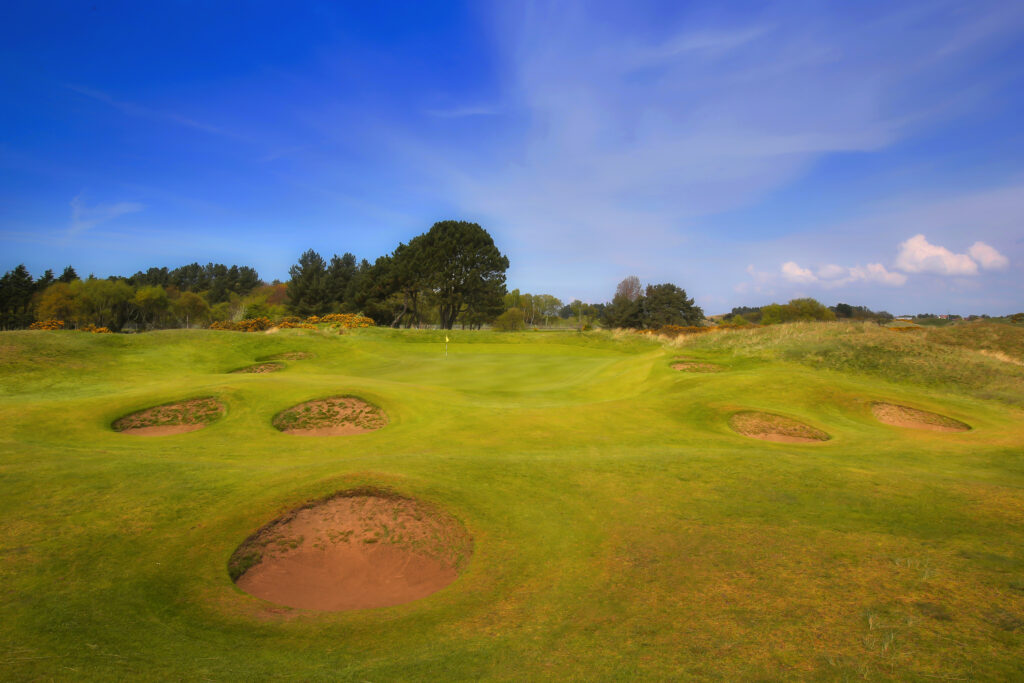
[0,325,1022,680]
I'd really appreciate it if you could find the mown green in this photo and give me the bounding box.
[1,324,1022,680]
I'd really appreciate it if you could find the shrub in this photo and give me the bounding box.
[29,320,65,330]
[493,308,526,331]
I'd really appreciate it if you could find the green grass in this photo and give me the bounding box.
[1,324,1023,680]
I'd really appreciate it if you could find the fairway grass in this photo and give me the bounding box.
[1,325,1023,679]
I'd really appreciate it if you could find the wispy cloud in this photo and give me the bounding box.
[68,193,143,236]
[424,105,500,118]
[66,84,232,137]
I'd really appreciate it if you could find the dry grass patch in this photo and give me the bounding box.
[871,402,970,432]
[272,396,388,435]
[729,410,830,443]
[230,489,472,611]
[671,359,722,372]
[112,397,225,435]
[230,362,284,374]
[260,351,312,361]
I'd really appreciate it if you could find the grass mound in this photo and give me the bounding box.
[272,396,387,435]
[729,410,830,443]
[230,362,284,374]
[871,402,970,432]
[230,489,472,611]
[112,397,224,435]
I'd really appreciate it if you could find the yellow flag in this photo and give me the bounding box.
[445,335,450,343]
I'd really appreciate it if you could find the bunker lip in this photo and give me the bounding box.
[671,360,721,372]
[871,402,970,432]
[273,396,388,436]
[112,397,225,435]
[230,488,472,612]
[230,362,284,374]
[258,351,312,361]
[729,410,829,444]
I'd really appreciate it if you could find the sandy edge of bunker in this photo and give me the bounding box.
[229,488,473,612]
[728,410,830,444]
[112,397,225,436]
[871,402,970,432]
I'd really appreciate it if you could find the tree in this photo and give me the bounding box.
[325,253,358,309]
[0,264,36,329]
[416,220,509,329]
[493,308,526,331]
[640,283,704,327]
[133,285,170,328]
[35,282,77,322]
[615,275,642,302]
[286,249,329,316]
[58,265,78,283]
[173,291,210,328]
[603,275,643,328]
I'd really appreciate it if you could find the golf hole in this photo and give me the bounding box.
[230,490,472,611]
[273,396,388,435]
[112,397,225,436]
[729,410,830,443]
[871,402,970,432]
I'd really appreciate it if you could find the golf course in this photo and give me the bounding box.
[1,322,1022,680]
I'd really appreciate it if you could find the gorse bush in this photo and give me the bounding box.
[29,320,65,330]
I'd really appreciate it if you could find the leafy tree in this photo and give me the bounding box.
[416,220,509,329]
[325,253,358,309]
[286,249,329,316]
[603,275,643,328]
[493,307,526,331]
[35,282,77,322]
[133,285,170,328]
[173,291,209,328]
[640,283,704,327]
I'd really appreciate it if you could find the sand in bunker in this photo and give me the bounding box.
[233,495,471,611]
[671,361,720,372]
[871,402,970,432]
[273,396,387,436]
[232,362,284,374]
[729,411,829,443]
[113,398,224,435]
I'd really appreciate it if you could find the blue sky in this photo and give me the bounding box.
[2,1,1023,314]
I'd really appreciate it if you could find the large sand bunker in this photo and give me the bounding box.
[273,396,387,436]
[729,411,830,443]
[231,362,284,374]
[113,397,225,435]
[230,491,472,611]
[871,402,970,432]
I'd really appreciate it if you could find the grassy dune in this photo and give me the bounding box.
[1,324,1022,680]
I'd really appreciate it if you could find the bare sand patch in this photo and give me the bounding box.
[729,411,829,443]
[273,396,387,436]
[113,398,225,435]
[230,490,472,611]
[231,362,284,374]
[871,402,970,432]
[261,351,312,361]
[671,359,721,372]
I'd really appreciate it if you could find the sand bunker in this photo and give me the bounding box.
[671,359,721,372]
[230,491,472,611]
[729,411,830,443]
[273,396,387,436]
[261,351,312,361]
[231,362,284,374]
[113,397,225,435]
[871,402,970,432]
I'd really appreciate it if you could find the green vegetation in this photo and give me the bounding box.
[1,322,1023,679]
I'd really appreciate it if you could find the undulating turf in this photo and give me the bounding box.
[1,324,1022,680]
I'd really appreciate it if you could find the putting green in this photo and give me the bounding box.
[1,326,1022,680]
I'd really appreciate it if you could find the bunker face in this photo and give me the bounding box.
[113,398,224,435]
[231,362,284,374]
[729,411,829,443]
[261,351,312,361]
[231,493,472,611]
[273,396,387,435]
[671,360,721,372]
[871,402,970,432]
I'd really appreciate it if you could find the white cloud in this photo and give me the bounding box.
[968,241,1010,270]
[781,261,818,284]
[69,193,143,235]
[779,261,906,287]
[895,234,978,275]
